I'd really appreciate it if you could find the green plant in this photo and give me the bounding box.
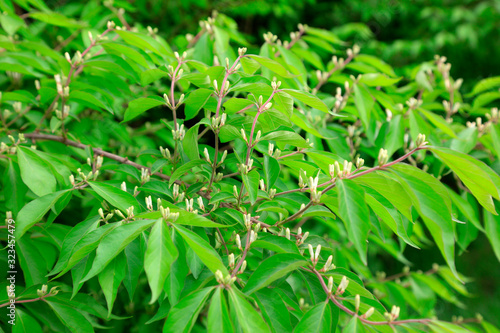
[1,2,500,332]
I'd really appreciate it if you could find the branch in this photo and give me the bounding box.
[310,268,432,326]
[23,133,179,183]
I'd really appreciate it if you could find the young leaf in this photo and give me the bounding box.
[169,159,210,186]
[242,169,260,205]
[281,89,330,113]
[45,300,95,333]
[260,130,309,148]
[145,218,178,303]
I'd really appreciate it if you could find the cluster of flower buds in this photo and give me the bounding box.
[263,32,278,44]
[243,213,252,230]
[332,83,351,113]
[237,260,247,274]
[76,167,99,182]
[159,146,171,159]
[55,105,70,119]
[308,244,322,265]
[405,97,423,111]
[197,197,205,211]
[378,148,389,166]
[269,188,276,199]
[346,44,361,58]
[172,124,185,140]
[107,20,116,30]
[249,230,258,244]
[486,107,499,123]
[65,51,83,66]
[159,206,179,221]
[233,185,239,199]
[384,305,401,322]
[213,79,230,97]
[211,113,227,130]
[466,117,490,134]
[145,196,153,211]
[336,276,349,295]
[12,101,22,113]
[442,100,460,116]
[271,80,282,91]
[414,133,428,148]
[239,159,254,174]
[147,26,158,37]
[0,141,16,154]
[185,198,197,213]
[37,284,59,297]
[224,57,241,73]
[98,208,114,222]
[294,227,309,246]
[238,47,247,57]
[203,148,211,163]
[172,184,185,202]
[140,168,150,183]
[215,270,236,286]
[320,255,335,272]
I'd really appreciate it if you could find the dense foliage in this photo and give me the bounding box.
[1,1,500,332]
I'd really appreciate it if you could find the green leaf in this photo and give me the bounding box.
[359,73,401,86]
[430,146,500,214]
[468,76,500,96]
[250,233,301,254]
[69,91,113,114]
[98,251,127,317]
[12,308,43,333]
[163,287,214,333]
[242,169,260,205]
[243,253,308,295]
[15,190,69,239]
[353,84,373,134]
[172,224,228,275]
[419,109,456,138]
[50,222,120,279]
[30,12,85,28]
[247,55,294,78]
[17,146,57,197]
[261,130,309,148]
[485,204,500,262]
[293,301,332,333]
[123,97,164,122]
[140,68,168,86]
[169,159,210,186]
[223,97,255,114]
[264,155,280,189]
[81,219,156,283]
[281,89,330,113]
[207,288,234,333]
[116,30,169,58]
[17,237,47,285]
[391,164,459,280]
[343,317,365,333]
[228,288,270,333]
[88,181,141,213]
[337,179,371,264]
[356,54,396,77]
[182,124,200,161]
[184,88,213,120]
[45,300,94,333]
[145,218,178,303]
[254,289,293,333]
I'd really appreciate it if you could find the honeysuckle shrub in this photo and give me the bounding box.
[1,2,500,332]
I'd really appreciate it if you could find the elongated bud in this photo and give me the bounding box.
[285,228,290,240]
[259,179,266,191]
[204,147,210,162]
[228,253,235,268]
[327,276,334,294]
[98,208,105,220]
[314,245,321,263]
[322,255,333,272]
[240,129,247,143]
[378,148,388,166]
[213,80,218,92]
[107,20,116,29]
[121,182,127,192]
[355,294,360,312]
[363,307,375,319]
[239,260,247,274]
[236,234,242,250]
[69,174,75,186]
[308,244,314,263]
[336,276,349,295]
[197,197,205,211]
[238,47,247,57]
